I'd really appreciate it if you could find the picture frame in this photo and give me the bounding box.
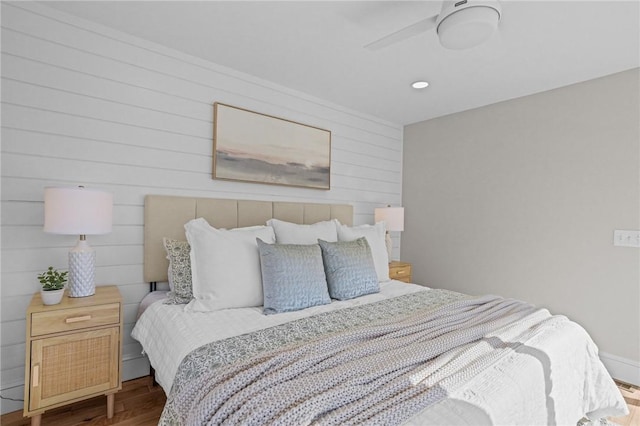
[213,103,331,190]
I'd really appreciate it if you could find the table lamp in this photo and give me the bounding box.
[44,186,113,297]
[374,206,404,261]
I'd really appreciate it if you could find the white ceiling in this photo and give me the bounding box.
[44,1,640,125]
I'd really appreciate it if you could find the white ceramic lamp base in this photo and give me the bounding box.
[68,238,96,297]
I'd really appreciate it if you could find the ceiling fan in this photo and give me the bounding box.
[365,0,502,51]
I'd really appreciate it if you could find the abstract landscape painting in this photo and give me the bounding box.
[213,103,331,190]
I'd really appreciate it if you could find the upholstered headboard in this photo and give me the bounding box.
[144,195,353,283]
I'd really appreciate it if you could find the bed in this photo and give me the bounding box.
[132,195,627,425]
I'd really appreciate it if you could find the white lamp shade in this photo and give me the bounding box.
[437,5,500,50]
[374,207,405,232]
[44,186,113,235]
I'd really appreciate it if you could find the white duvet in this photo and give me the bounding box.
[132,281,627,425]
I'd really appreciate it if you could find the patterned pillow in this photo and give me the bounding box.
[162,238,193,304]
[256,239,331,315]
[318,238,380,300]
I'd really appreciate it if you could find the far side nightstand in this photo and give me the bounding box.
[389,261,412,283]
[23,285,122,426]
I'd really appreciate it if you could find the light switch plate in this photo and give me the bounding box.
[613,230,640,248]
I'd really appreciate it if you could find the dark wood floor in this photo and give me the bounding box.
[1,377,637,425]
[1,377,165,426]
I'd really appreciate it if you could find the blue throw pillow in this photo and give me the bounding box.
[256,239,331,315]
[318,237,380,300]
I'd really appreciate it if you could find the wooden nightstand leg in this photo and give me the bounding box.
[30,414,42,426]
[107,393,115,419]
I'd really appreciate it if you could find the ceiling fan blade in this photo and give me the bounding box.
[364,15,438,51]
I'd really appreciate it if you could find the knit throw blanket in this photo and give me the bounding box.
[160,290,562,425]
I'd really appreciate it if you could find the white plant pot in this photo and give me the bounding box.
[41,288,65,305]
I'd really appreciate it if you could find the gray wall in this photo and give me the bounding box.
[403,69,639,382]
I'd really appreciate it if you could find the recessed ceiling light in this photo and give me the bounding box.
[411,81,429,89]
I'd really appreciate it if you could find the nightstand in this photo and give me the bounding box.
[23,285,122,426]
[389,261,412,283]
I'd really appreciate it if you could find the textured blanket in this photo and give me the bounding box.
[160,290,562,425]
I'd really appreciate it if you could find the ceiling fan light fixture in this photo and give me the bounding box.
[437,0,501,50]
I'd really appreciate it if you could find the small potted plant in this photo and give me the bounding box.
[38,266,68,305]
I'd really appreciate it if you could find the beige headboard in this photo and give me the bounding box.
[144,195,353,283]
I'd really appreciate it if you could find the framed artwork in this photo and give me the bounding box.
[213,103,331,190]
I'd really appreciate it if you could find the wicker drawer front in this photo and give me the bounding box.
[31,303,120,336]
[29,327,120,411]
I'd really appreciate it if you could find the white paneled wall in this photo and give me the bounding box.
[0,2,403,414]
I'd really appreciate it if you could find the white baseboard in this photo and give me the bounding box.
[600,351,640,386]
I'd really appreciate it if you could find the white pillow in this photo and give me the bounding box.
[335,220,390,282]
[266,218,337,244]
[184,218,276,311]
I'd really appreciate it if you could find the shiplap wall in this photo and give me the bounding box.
[0,2,403,414]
